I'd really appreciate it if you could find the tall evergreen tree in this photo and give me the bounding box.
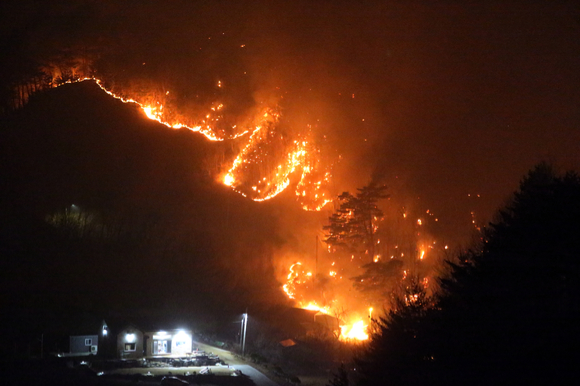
[351,259,404,304]
[354,277,435,386]
[352,163,580,385]
[433,162,580,385]
[324,181,388,263]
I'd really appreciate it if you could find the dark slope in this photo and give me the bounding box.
[0,82,287,354]
[2,81,212,214]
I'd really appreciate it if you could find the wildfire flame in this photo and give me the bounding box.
[42,67,448,348]
[283,262,304,299]
[55,77,332,209]
[303,302,331,314]
[282,261,369,341]
[341,321,369,341]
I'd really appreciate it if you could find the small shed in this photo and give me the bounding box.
[314,313,341,331]
[70,335,98,355]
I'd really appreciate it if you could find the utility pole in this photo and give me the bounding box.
[315,235,319,277]
[239,319,244,346]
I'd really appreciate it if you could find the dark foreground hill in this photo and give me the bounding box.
[0,82,288,358]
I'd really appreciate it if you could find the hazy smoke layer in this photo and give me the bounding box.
[2,1,580,323]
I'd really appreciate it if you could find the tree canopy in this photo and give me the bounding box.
[352,163,580,385]
[323,182,389,263]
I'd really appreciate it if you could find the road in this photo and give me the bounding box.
[192,341,280,386]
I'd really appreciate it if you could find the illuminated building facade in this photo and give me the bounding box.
[117,325,144,359]
[144,329,193,357]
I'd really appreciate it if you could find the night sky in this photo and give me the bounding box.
[3,1,580,233]
[2,0,580,330]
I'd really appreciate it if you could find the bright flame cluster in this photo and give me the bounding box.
[283,262,369,341]
[283,262,303,299]
[223,122,333,208]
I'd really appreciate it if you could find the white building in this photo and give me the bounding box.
[144,329,193,357]
[117,325,144,359]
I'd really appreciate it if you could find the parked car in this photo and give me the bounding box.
[161,376,189,386]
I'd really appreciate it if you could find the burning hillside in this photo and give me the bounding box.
[1,1,512,338]
[9,60,449,343]
[45,73,335,211]
[277,187,449,341]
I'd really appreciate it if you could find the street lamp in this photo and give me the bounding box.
[241,313,248,356]
[102,321,108,358]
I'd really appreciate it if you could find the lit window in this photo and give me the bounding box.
[125,343,136,352]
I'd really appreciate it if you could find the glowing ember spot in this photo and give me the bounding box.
[223,174,235,186]
[142,106,155,120]
[302,198,333,212]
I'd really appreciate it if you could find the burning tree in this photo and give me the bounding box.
[351,259,404,305]
[323,181,389,263]
[321,181,403,321]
